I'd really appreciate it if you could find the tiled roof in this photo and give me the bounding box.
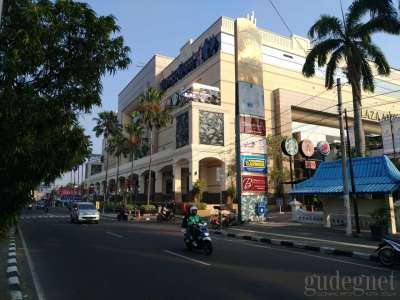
[289,156,400,195]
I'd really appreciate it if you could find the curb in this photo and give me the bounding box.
[211,230,378,263]
[7,228,22,300]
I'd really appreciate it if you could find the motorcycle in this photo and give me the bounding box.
[157,206,173,222]
[376,238,400,267]
[117,209,131,221]
[184,222,213,255]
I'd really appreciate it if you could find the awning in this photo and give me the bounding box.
[289,155,400,195]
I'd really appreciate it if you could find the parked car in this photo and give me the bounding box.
[36,201,45,209]
[70,202,100,224]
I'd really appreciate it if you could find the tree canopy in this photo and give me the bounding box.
[0,0,130,231]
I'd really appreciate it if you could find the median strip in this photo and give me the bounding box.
[6,228,22,300]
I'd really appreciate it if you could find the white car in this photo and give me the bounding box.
[70,202,100,224]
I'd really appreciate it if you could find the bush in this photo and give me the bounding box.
[125,203,139,211]
[140,204,157,214]
[104,202,118,212]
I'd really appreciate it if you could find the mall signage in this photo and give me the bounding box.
[299,139,315,158]
[240,116,266,136]
[240,134,267,154]
[242,175,267,192]
[281,137,298,156]
[160,35,220,91]
[238,82,265,118]
[241,154,267,174]
[317,141,330,156]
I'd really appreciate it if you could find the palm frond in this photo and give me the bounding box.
[302,39,343,77]
[308,15,344,39]
[325,46,344,89]
[353,16,400,38]
[347,0,397,27]
[360,41,390,76]
[360,58,374,92]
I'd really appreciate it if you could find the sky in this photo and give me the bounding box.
[56,0,400,185]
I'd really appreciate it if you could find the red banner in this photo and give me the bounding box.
[240,116,266,136]
[242,175,267,192]
[59,187,81,196]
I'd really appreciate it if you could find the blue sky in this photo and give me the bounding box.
[57,0,400,185]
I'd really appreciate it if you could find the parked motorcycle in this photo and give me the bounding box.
[184,222,213,255]
[376,238,400,267]
[157,205,173,222]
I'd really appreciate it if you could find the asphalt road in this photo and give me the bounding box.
[18,208,400,300]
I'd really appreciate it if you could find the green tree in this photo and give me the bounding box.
[125,122,143,204]
[0,0,130,232]
[93,111,121,204]
[107,130,130,203]
[266,135,290,196]
[133,87,172,205]
[302,0,399,157]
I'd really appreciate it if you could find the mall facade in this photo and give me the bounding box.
[85,15,400,218]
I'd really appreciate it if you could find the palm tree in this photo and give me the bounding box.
[133,87,172,205]
[125,122,143,204]
[107,131,130,204]
[302,0,399,157]
[93,111,120,207]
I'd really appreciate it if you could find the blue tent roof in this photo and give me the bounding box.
[289,155,400,195]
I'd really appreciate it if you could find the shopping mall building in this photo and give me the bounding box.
[85,15,400,214]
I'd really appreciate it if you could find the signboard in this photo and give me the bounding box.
[381,118,400,155]
[238,82,264,118]
[242,175,267,192]
[317,141,330,156]
[240,134,267,154]
[281,137,298,156]
[240,116,266,136]
[241,155,267,174]
[299,139,315,158]
[241,194,268,222]
[305,160,317,170]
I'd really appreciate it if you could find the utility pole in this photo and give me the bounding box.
[344,109,360,234]
[337,78,352,236]
[0,0,3,25]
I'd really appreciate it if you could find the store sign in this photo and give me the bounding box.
[299,139,315,158]
[240,116,266,136]
[242,175,267,192]
[240,134,267,154]
[317,141,330,156]
[381,118,400,154]
[160,35,220,90]
[238,82,264,118]
[281,137,298,156]
[241,155,267,174]
[362,109,400,121]
[305,160,317,170]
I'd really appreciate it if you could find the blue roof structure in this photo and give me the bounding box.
[289,156,400,195]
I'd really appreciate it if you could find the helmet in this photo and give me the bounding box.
[189,206,198,215]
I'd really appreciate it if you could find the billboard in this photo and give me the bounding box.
[240,116,266,136]
[240,134,267,154]
[241,154,267,174]
[242,175,267,192]
[238,82,264,117]
[381,118,400,155]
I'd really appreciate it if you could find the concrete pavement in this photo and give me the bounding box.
[14,208,400,300]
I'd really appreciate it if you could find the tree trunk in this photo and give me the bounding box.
[116,155,120,204]
[350,78,366,157]
[130,150,134,205]
[147,129,153,206]
[104,137,109,213]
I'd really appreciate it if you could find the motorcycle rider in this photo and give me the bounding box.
[187,206,201,246]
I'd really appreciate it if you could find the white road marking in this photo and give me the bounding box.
[212,236,395,273]
[10,290,22,300]
[7,265,18,273]
[228,228,376,250]
[105,231,123,238]
[8,276,20,285]
[18,226,47,300]
[164,250,211,266]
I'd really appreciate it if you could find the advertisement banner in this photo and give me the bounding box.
[240,116,266,136]
[240,134,267,154]
[241,155,267,174]
[241,194,268,222]
[242,175,267,192]
[238,82,265,118]
[381,119,394,155]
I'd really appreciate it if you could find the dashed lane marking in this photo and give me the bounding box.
[164,250,211,266]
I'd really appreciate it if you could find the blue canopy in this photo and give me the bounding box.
[289,155,400,195]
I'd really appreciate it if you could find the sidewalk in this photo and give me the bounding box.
[212,212,400,262]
